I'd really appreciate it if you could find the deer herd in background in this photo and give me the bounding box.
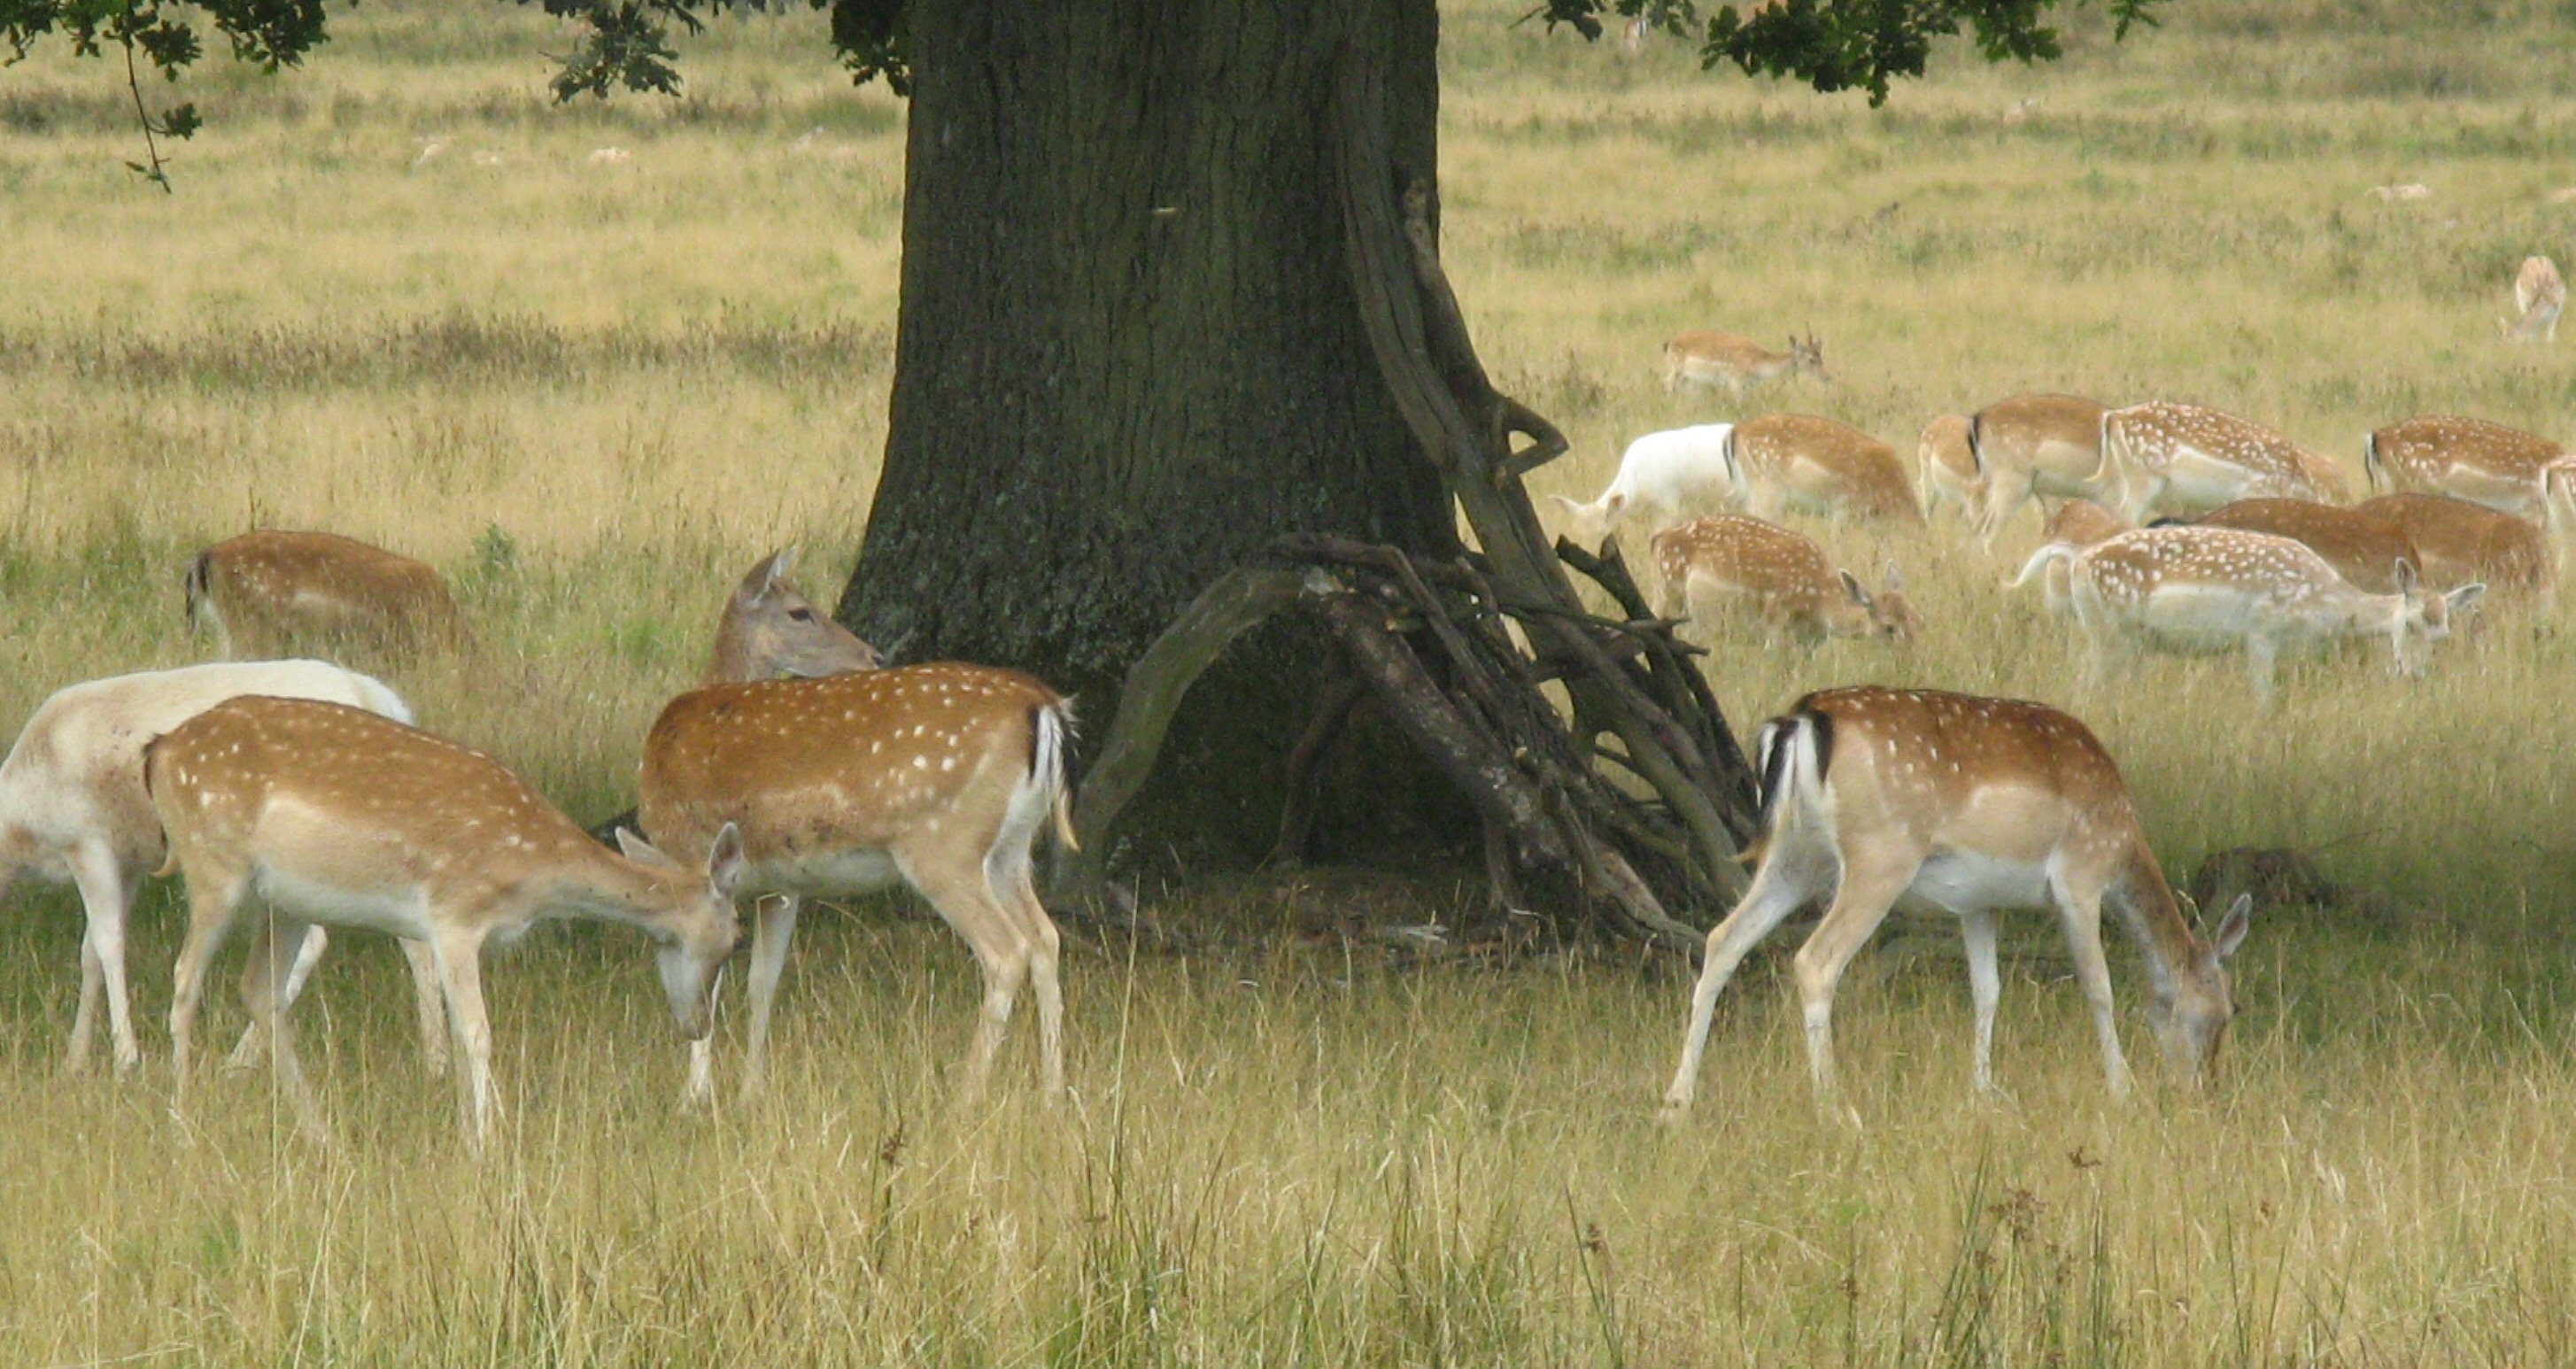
[1,257,2566,1141]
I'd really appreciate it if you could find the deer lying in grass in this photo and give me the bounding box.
[2363,415,2571,528]
[2100,401,2350,522]
[1662,686,2249,1123]
[1922,394,2113,543]
[1661,330,1827,397]
[2157,498,2423,594]
[640,662,1078,1106]
[1725,414,1923,524]
[1548,424,1735,546]
[187,530,471,661]
[2018,527,2483,697]
[1650,515,1917,646]
[146,698,744,1143]
[0,661,442,1075]
[2357,493,2552,599]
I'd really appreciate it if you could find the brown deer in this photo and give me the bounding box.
[186,530,471,661]
[701,547,883,684]
[2363,415,2571,527]
[2158,499,2423,594]
[2357,493,2552,599]
[1662,331,1828,397]
[1651,515,1917,645]
[1954,393,2115,541]
[2100,401,2350,522]
[146,698,744,1143]
[1725,414,1922,524]
[1662,687,2249,1122]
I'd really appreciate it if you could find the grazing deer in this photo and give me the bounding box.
[1956,393,2115,541]
[1916,414,1982,528]
[2363,415,2571,526]
[0,661,444,1077]
[1662,686,2250,1122]
[2158,499,2423,594]
[1549,424,1734,546]
[702,547,883,684]
[1725,413,1923,524]
[186,530,469,661]
[2099,401,2350,522]
[2501,256,2564,343]
[1650,515,1919,646]
[639,664,1077,1106]
[145,698,744,1143]
[2019,527,2482,697]
[2357,493,2552,599]
[1662,331,1828,397]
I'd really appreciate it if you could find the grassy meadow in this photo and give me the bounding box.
[6,0,2576,1360]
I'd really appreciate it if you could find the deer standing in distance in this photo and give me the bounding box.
[2357,493,2553,600]
[1724,413,1924,524]
[145,697,744,1144]
[0,661,444,1076]
[2099,401,2351,523]
[187,530,471,661]
[639,660,1078,1107]
[1548,423,1734,548]
[1652,515,1917,646]
[1662,686,2250,1124]
[2017,526,2483,698]
[1661,330,1828,397]
[2501,255,2564,343]
[2363,415,2572,530]
[1950,393,2115,542]
[2154,498,2423,594]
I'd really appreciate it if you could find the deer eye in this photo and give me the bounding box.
[788,607,816,623]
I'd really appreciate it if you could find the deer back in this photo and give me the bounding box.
[2184,499,2419,594]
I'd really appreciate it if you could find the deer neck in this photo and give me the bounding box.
[529,849,691,940]
[701,616,761,687]
[2107,846,2205,1007]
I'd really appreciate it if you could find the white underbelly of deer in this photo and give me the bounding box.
[2164,448,2267,507]
[2134,584,2281,650]
[253,866,435,940]
[762,848,903,896]
[2441,466,2540,516]
[1899,850,2051,918]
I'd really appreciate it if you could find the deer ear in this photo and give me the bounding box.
[1839,569,1872,606]
[2447,582,2487,615]
[615,827,677,870]
[764,546,800,593]
[1604,491,1627,516]
[707,822,749,898]
[2392,557,2421,596]
[1883,561,1906,593]
[2212,893,2252,961]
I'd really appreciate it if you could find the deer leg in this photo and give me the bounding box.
[226,920,316,1071]
[1981,468,2035,549]
[431,927,498,1147]
[901,846,1032,1103]
[166,862,249,1116]
[2048,875,2131,1098]
[999,858,1067,1102]
[738,893,801,1102]
[2246,633,2278,700]
[1961,909,2003,1095]
[400,939,449,1077]
[1790,850,1922,1125]
[1662,853,1822,1117]
[241,917,328,1142]
[66,842,141,1074]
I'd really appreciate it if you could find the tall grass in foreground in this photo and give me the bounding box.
[4,0,2576,1360]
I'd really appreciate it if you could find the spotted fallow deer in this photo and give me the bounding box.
[186,530,470,660]
[1662,330,1828,397]
[145,698,744,1143]
[2363,415,2572,529]
[2159,498,2423,594]
[1725,414,1923,524]
[2012,499,2134,615]
[2018,526,2483,697]
[1651,515,1918,646]
[2099,401,2350,522]
[0,661,442,1076]
[1959,393,2115,540]
[701,547,883,684]
[1662,686,2249,1123]
[2501,256,2564,343]
[2357,493,2552,599]
[639,664,1078,1106]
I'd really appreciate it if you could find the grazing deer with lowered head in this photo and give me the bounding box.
[1952,393,2115,542]
[2363,415,2572,530]
[2018,526,2482,698]
[640,662,1077,1107]
[187,530,471,661]
[146,698,744,1143]
[2099,401,2350,522]
[2156,499,2423,595]
[1662,686,2249,1123]
[1724,413,1923,524]
[1548,423,1734,547]
[2358,493,2552,600]
[1651,515,1917,646]
[2501,256,2564,343]
[1662,331,1828,397]
[0,661,443,1076]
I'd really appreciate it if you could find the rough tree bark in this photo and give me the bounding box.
[839,0,1462,864]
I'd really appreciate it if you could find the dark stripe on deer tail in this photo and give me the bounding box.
[183,551,212,632]
[1965,411,1987,476]
[2363,429,2386,495]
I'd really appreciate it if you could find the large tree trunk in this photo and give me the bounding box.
[840,0,1460,864]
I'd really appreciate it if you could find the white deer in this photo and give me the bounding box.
[1548,423,1735,546]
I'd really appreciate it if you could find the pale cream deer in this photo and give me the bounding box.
[639,663,1077,1106]
[2357,493,2552,599]
[187,530,470,660]
[1651,515,1918,646]
[2501,256,2564,343]
[1916,414,1982,529]
[146,697,744,1143]
[0,661,442,1075]
[1662,330,1827,397]
[1725,413,1923,524]
[2162,498,2423,594]
[1953,393,2115,541]
[1662,686,2249,1122]
[2363,414,2572,527]
[2019,526,2483,697]
[2100,401,2351,522]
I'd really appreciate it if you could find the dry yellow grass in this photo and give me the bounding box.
[4,0,2576,1361]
